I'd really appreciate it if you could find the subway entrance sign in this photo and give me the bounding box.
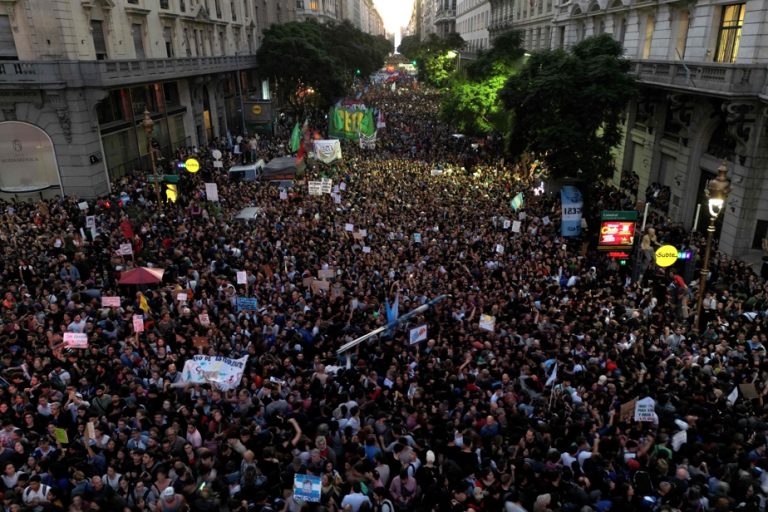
[598,210,638,251]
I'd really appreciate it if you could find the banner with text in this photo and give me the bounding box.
[328,105,376,140]
[313,140,342,163]
[181,355,249,391]
[560,185,583,237]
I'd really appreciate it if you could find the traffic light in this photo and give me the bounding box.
[355,69,361,75]
[411,60,417,66]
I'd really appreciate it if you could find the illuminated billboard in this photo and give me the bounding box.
[598,211,638,251]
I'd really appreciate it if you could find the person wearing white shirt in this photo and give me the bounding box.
[22,476,50,512]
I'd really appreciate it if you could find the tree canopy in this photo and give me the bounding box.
[257,20,392,109]
[397,32,464,87]
[499,34,637,183]
[440,31,526,135]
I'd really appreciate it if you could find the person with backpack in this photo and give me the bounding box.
[372,486,395,512]
[22,475,50,512]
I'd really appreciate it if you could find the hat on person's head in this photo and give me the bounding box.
[597,375,608,386]
[162,487,174,498]
[626,459,641,471]
[426,450,436,464]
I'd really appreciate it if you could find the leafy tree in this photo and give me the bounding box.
[499,34,637,183]
[440,31,525,134]
[258,21,392,109]
[396,33,464,87]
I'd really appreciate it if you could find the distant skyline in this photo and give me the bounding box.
[373,0,415,34]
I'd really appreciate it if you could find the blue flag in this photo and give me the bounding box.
[384,294,399,335]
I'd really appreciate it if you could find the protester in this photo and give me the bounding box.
[0,84,766,512]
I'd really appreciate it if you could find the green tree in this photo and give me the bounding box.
[397,33,464,87]
[440,31,525,134]
[258,21,391,109]
[499,34,637,183]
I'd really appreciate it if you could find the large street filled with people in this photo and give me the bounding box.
[0,83,767,512]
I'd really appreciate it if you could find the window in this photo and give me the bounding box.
[674,10,689,59]
[0,15,16,60]
[163,27,174,58]
[219,30,225,55]
[131,23,145,59]
[127,0,138,4]
[91,20,108,60]
[231,0,237,21]
[614,15,627,46]
[184,28,191,56]
[163,82,180,107]
[715,3,745,63]
[309,1,318,10]
[180,0,186,12]
[641,14,654,59]
[297,0,303,8]
[214,0,222,18]
[160,0,169,8]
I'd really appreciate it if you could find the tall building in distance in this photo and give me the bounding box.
[456,0,490,55]
[296,0,342,24]
[489,0,555,51]
[435,0,457,38]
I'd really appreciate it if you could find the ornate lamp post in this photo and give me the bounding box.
[694,162,731,332]
[142,110,162,205]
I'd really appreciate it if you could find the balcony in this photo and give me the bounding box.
[630,59,768,98]
[0,55,258,89]
[435,8,456,23]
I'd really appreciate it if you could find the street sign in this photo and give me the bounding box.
[655,245,678,267]
[185,158,200,173]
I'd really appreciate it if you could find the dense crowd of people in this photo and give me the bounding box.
[0,84,767,512]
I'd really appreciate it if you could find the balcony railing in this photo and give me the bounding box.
[630,59,768,97]
[0,55,258,88]
[435,8,456,23]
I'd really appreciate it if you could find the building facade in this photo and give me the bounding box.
[489,0,556,50]
[457,0,490,54]
[549,0,768,258]
[435,0,457,38]
[0,0,295,200]
[296,0,341,23]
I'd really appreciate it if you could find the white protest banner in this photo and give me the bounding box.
[63,332,88,349]
[213,160,223,168]
[409,324,428,345]
[671,430,687,452]
[119,243,133,256]
[199,313,210,326]
[205,183,219,202]
[86,216,96,229]
[101,296,120,308]
[313,140,342,164]
[344,223,354,232]
[280,190,288,201]
[503,219,511,230]
[180,355,248,391]
[634,397,656,422]
[431,169,443,176]
[308,181,323,195]
[340,182,347,191]
[176,292,188,302]
[358,229,367,237]
[78,201,89,210]
[495,244,504,254]
[479,314,496,332]
[519,212,527,220]
[132,315,144,333]
[333,193,342,204]
[511,221,522,233]
[319,178,333,194]
[362,246,371,254]
[236,271,247,285]
[542,216,551,226]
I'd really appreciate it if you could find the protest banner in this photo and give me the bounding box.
[132,315,144,333]
[293,474,322,503]
[205,183,219,201]
[180,355,249,391]
[63,332,88,349]
[479,314,495,332]
[409,324,428,344]
[101,296,120,308]
[236,271,247,285]
[236,297,258,312]
[634,397,656,422]
[119,243,133,256]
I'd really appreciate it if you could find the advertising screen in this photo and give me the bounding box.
[598,211,638,250]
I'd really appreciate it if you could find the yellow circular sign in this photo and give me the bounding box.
[251,104,262,116]
[655,245,678,267]
[185,158,200,173]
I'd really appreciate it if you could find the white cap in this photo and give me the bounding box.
[426,450,436,463]
[162,488,174,498]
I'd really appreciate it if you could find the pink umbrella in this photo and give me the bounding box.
[118,267,165,285]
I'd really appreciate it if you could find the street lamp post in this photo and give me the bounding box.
[142,110,162,206]
[694,162,731,332]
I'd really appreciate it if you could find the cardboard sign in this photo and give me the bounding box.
[78,201,89,210]
[86,421,96,440]
[344,223,354,232]
[340,182,347,191]
[495,244,504,254]
[318,269,335,280]
[280,190,288,200]
[236,271,247,285]
[54,427,69,444]
[119,243,133,256]
[333,194,342,204]
[672,430,687,452]
[101,296,120,308]
[502,219,511,230]
[740,383,759,399]
[205,183,219,202]
[176,292,188,302]
[237,297,258,312]
[619,399,637,423]
[479,314,495,332]
[63,332,88,349]
[634,397,656,422]
[409,324,428,345]
[192,336,209,349]
[358,229,367,237]
[542,216,551,225]
[213,160,223,168]
[302,276,314,288]
[199,313,210,326]
[320,178,333,194]
[308,181,323,195]
[511,220,522,233]
[413,233,422,243]
[132,315,144,333]
[311,279,330,295]
[86,216,96,229]
[362,246,371,254]
[431,169,443,176]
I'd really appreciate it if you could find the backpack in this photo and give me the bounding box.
[380,498,395,512]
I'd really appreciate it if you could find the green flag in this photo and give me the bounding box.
[359,109,376,137]
[510,192,524,212]
[290,122,301,154]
